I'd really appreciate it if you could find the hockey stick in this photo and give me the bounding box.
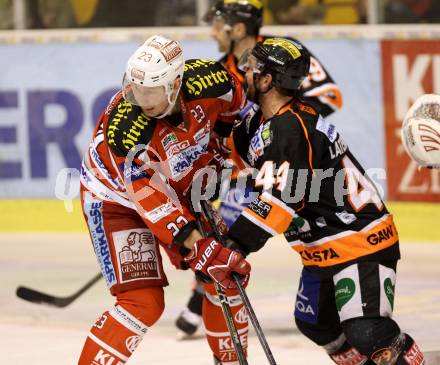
[200,200,278,365]
[191,203,249,365]
[16,272,102,308]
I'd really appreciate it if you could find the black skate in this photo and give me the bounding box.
[175,307,201,339]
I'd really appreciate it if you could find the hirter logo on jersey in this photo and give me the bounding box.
[183,59,232,100]
[113,228,160,283]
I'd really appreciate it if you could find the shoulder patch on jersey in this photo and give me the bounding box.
[106,99,155,157]
[316,115,337,143]
[182,59,232,101]
[247,121,272,166]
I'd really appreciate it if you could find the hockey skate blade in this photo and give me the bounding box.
[16,286,59,306]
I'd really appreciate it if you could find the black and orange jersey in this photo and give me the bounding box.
[227,98,400,275]
[80,59,246,246]
[219,35,343,118]
[219,34,343,177]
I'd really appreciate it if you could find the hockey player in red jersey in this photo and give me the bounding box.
[77,35,251,365]
[201,37,425,365]
[176,0,344,337]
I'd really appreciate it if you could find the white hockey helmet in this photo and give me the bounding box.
[122,35,184,117]
[401,94,440,168]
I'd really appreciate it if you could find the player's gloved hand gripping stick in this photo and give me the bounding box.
[196,199,278,365]
[189,201,249,365]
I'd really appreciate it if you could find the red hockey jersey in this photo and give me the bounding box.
[81,59,245,246]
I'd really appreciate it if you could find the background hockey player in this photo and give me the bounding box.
[78,35,251,365]
[203,37,425,365]
[176,0,344,338]
[401,93,440,169]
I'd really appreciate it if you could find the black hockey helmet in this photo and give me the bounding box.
[250,38,310,91]
[204,0,263,35]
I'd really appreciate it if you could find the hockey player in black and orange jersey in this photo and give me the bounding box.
[205,37,425,365]
[207,0,342,117]
[176,0,344,338]
[77,35,252,365]
[207,0,343,195]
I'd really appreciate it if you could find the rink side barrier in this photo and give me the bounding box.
[0,199,438,242]
[0,23,439,235]
[1,25,440,203]
[1,24,440,44]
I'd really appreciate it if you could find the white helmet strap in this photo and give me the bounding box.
[153,79,182,119]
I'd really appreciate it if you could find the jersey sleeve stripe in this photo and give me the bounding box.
[87,332,129,362]
[261,191,296,216]
[242,193,294,235]
[109,305,148,336]
[241,209,278,236]
[204,326,249,337]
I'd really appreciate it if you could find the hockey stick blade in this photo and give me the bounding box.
[16,286,70,307]
[16,273,102,308]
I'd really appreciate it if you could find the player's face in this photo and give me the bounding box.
[239,50,264,102]
[122,76,173,118]
[128,84,170,117]
[210,17,231,53]
[244,67,258,102]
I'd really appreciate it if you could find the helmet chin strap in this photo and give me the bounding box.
[154,82,182,120]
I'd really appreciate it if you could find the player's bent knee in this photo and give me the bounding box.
[342,317,401,358]
[116,286,165,327]
[295,317,343,346]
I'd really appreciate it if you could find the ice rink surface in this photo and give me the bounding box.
[2,233,440,364]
